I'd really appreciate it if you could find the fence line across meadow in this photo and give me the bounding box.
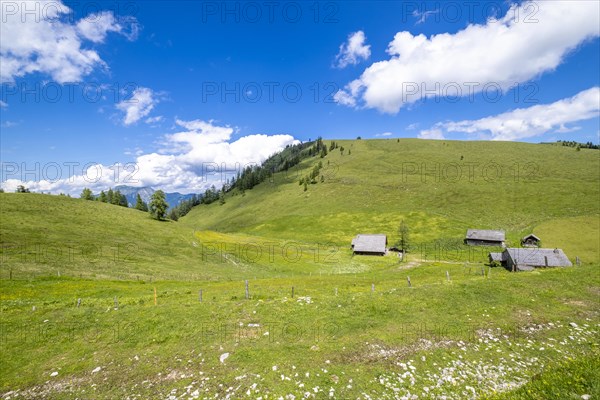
[0,267,510,313]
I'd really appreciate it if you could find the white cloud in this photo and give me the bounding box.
[145,116,164,124]
[116,87,158,126]
[419,87,599,141]
[77,11,138,43]
[0,100,7,108]
[0,0,138,83]
[375,132,393,137]
[1,120,19,128]
[418,128,445,140]
[336,1,600,113]
[2,120,299,195]
[333,89,356,107]
[334,31,371,68]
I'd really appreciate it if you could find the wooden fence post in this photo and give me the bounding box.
[245,280,249,300]
[371,283,375,293]
[154,287,157,305]
[576,256,580,266]
[407,276,412,287]
[291,286,294,298]
[114,296,118,310]
[9,270,12,280]
[77,298,81,308]
[199,289,203,303]
[335,288,338,296]
[446,271,450,281]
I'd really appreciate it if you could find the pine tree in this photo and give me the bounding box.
[398,220,410,253]
[99,191,107,202]
[118,193,128,207]
[134,193,148,211]
[107,188,114,204]
[112,189,122,205]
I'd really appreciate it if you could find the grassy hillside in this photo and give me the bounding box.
[182,139,599,263]
[1,139,598,399]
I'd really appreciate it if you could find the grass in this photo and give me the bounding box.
[182,139,599,260]
[0,265,598,398]
[0,139,598,398]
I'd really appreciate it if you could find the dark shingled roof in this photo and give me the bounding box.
[506,248,572,267]
[522,233,541,241]
[352,234,387,253]
[466,229,505,241]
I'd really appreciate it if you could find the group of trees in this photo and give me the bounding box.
[168,193,202,220]
[329,140,349,155]
[556,140,599,150]
[197,140,320,207]
[81,187,128,207]
[79,187,169,221]
[230,140,318,194]
[299,161,324,191]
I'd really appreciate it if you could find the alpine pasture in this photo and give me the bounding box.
[1,139,598,399]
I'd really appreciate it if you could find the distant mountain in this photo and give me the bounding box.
[113,185,200,210]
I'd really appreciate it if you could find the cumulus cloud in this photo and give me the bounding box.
[334,31,371,68]
[0,100,7,108]
[375,132,393,137]
[2,119,299,195]
[116,87,158,126]
[419,87,600,141]
[418,129,445,140]
[335,1,600,113]
[0,0,138,83]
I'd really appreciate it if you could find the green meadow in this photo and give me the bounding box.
[1,139,598,399]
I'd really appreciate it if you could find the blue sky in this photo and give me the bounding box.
[1,0,599,193]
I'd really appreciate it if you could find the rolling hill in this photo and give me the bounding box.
[181,139,600,263]
[1,139,598,399]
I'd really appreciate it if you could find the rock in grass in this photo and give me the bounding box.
[219,353,229,363]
